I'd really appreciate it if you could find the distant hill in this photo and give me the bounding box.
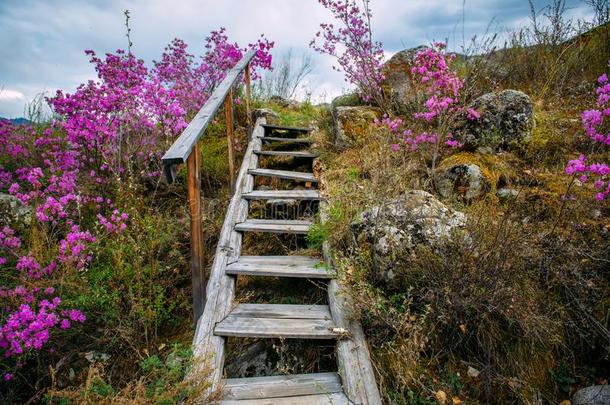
[0,117,31,125]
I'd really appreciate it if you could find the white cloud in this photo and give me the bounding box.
[0,0,597,116]
[0,89,26,102]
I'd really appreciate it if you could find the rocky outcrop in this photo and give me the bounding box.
[352,190,467,288]
[453,90,534,151]
[436,163,490,201]
[332,106,382,148]
[331,92,363,109]
[381,46,427,113]
[572,385,610,405]
[253,108,279,121]
[0,193,32,226]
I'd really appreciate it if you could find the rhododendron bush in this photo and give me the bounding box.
[376,43,476,172]
[0,28,272,383]
[565,67,610,201]
[311,0,385,104]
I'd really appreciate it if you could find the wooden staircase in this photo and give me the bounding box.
[196,120,380,404]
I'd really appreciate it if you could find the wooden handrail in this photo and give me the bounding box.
[161,49,255,323]
[161,48,256,183]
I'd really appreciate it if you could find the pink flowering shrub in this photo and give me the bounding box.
[375,43,476,171]
[565,69,610,201]
[311,0,385,104]
[0,28,273,385]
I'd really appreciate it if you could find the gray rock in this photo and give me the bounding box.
[496,188,519,200]
[381,46,428,113]
[573,385,610,405]
[0,193,32,226]
[332,106,381,148]
[453,90,534,151]
[436,164,490,201]
[352,190,467,288]
[253,108,279,120]
[331,92,362,109]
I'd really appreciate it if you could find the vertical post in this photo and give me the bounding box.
[187,143,205,324]
[245,63,252,129]
[225,87,235,191]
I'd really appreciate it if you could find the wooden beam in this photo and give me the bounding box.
[245,63,252,129]
[186,143,205,323]
[225,87,235,191]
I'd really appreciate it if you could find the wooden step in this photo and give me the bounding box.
[214,304,337,339]
[234,219,312,234]
[243,190,322,201]
[258,136,313,144]
[248,168,317,183]
[226,256,334,278]
[223,372,343,401]
[220,392,349,404]
[254,150,319,158]
[262,123,313,133]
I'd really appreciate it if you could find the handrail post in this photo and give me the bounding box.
[225,88,235,192]
[245,63,252,129]
[187,143,205,323]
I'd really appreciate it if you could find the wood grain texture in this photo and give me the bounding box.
[258,136,313,144]
[234,219,312,234]
[223,372,342,400]
[261,123,313,133]
[242,189,321,200]
[248,168,317,182]
[226,255,333,278]
[228,303,332,320]
[214,316,337,339]
[220,392,349,405]
[254,150,319,158]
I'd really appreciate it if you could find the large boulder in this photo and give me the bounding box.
[332,106,382,148]
[0,193,32,226]
[352,190,467,288]
[381,46,427,113]
[436,163,490,201]
[453,90,535,151]
[573,385,610,405]
[253,108,279,121]
[331,92,363,109]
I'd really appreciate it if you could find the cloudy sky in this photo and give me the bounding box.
[0,0,595,117]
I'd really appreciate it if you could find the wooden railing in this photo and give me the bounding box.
[161,49,255,323]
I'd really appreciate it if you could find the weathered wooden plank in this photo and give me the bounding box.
[234,219,312,234]
[243,190,322,201]
[319,199,382,405]
[261,123,313,133]
[214,316,337,339]
[229,303,332,320]
[248,168,317,182]
[162,49,256,181]
[189,117,265,391]
[258,136,313,144]
[226,255,334,278]
[220,392,349,405]
[223,372,342,400]
[254,150,319,158]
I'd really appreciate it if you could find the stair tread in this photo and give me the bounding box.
[243,190,321,200]
[220,392,349,405]
[214,304,338,339]
[234,219,312,234]
[223,372,343,401]
[226,255,334,278]
[261,123,313,132]
[254,150,319,158]
[248,168,317,182]
[258,136,313,144]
